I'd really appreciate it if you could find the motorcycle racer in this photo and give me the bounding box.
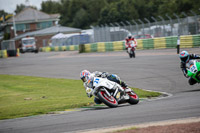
[179,50,200,85]
[80,70,128,104]
[125,34,137,50]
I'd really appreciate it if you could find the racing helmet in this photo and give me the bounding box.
[179,51,189,63]
[128,33,132,39]
[80,70,91,82]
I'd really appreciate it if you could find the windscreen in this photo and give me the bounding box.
[22,39,35,45]
[186,60,194,69]
[87,76,94,88]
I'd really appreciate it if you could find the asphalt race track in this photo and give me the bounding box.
[0,48,200,133]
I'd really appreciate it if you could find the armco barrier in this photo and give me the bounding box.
[38,35,200,53]
[165,36,177,48]
[0,50,8,58]
[113,41,125,51]
[180,35,193,48]
[0,49,20,58]
[193,35,200,47]
[142,38,154,49]
[79,34,200,53]
[40,45,79,52]
[154,37,166,49]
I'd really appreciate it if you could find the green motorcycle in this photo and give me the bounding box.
[186,60,200,83]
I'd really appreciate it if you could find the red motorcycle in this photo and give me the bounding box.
[127,41,136,58]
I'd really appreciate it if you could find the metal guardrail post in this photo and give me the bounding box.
[100,24,106,42]
[138,19,145,35]
[110,23,116,41]
[120,21,127,39]
[90,25,94,43]
[173,13,181,35]
[144,18,151,36]
[181,12,189,35]
[115,22,121,41]
[120,21,126,27]
[166,14,173,36]
[151,16,158,37]
[190,10,198,34]
[97,25,101,42]
[104,24,108,42]
[132,20,138,35]
[109,23,115,27]
[158,16,166,37]
[126,21,132,34]
[95,26,100,43]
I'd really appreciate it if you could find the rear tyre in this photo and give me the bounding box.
[127,90,139,105]
[132,51,135,58]
[129,53,132,58]
[188,77,197,85]
[97,90,118,108]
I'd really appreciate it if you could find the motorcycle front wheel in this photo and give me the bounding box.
[127,91,139,104]
[97,90,118,108]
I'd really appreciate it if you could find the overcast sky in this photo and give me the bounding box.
[0,0,58,14]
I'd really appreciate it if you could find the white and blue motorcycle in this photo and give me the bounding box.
[85,76,139,108]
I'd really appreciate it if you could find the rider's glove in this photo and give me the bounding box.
[86,87,93,98]
[121,81,127,88]
[193,54,200,59]
[183,70,189,78]
[184,73,189,78]
[101,72,108,78]
[180,63,184,68]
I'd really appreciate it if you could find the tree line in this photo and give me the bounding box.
[1,0,200,29]
[41,0,200,29]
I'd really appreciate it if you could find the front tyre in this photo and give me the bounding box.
[127,91,139,105]
[97,90,118,108]
[132,51,135,58]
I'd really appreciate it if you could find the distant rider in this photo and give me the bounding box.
[179,50,200,85]
[80,70,128,104]
[125,34,137,51]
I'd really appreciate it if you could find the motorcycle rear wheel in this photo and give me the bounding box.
[129,53,132,58]
[132,51,135,58]
[97,90,118,108]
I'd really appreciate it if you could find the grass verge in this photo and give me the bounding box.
[0,75,161,120]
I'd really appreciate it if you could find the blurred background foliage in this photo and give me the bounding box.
[1,0,200,29]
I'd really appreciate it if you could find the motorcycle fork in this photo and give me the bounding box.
[113,88,119,97]
[113,87,126,101]
[102,88,111,97]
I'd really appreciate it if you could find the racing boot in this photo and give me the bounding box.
[121,81,132,94]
